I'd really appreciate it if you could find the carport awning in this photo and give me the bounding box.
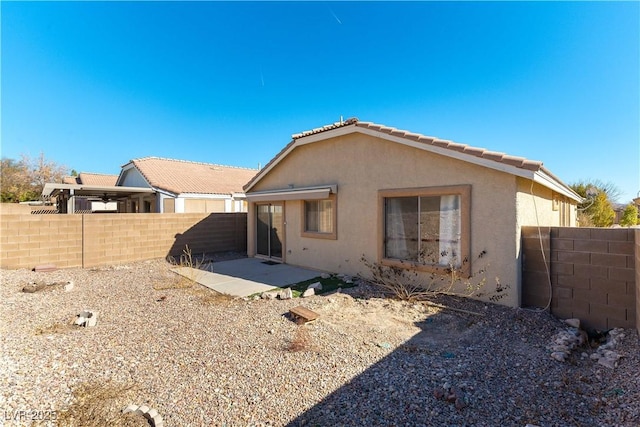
[245,184,337,202]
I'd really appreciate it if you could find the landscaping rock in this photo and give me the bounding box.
[122,404,164,427]
[302,288,315,298]
[320,273,331,279]
[307,282,322,291]
[278,288,293,300]
[564,318,581,328]
[74,310,98,327]
[261,291,277,300]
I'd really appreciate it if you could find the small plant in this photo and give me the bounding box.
[360,250,509,303]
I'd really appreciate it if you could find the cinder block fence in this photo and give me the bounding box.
[0,207,246,269]
[522,226,638,334]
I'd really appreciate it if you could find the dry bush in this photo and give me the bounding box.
[34,322,74,336]
[361,250,509,303]
[163,245,215,290]
[189,287,236,306]
[152,275,193,291]
[55,381,142,427]
[287,325,314,352]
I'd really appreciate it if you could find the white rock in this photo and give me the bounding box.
[550,352,566,362]
[597,357,616,369]
[302,288,315,298]
[564,318,580,328]
[307,282,322,290]
[64,281,74,292]
[320,273,331,279]
[278,288,293,300]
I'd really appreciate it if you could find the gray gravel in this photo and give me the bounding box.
[1,258,638,426]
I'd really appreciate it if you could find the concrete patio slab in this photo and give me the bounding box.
[171,258,322,298]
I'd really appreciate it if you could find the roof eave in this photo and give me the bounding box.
[244,123,580,203]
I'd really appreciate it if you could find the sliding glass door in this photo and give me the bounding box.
[256,203,284,260]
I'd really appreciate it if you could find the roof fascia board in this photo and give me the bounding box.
[244,127,356,192]
[156,188,178,198]
[245,144,297,192]
[533,171,584,203]
[177,193,234,199]
[246,125,576,202]
[117,163,153,189]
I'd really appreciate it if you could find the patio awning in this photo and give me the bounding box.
[43,183,155,200]
[245,184,337,202]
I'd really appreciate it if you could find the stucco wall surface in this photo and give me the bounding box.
[249,133,525,306]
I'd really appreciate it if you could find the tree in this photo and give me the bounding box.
[619,204,638,227]
[0,153,68,202]
[570,180,618,227]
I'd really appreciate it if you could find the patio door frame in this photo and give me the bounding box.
[255,202,285,262]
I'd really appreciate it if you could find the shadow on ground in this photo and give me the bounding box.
[285,295,603,427]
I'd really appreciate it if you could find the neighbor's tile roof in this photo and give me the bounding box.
[128,157,258,195]
[62,173,118,186]
[245,118,560,191]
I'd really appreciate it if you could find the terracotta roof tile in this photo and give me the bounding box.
[354,121,547,173]
[128,157,257,195]
[245,118,557,191]
[62,176,78,184]
[62,173,118,186]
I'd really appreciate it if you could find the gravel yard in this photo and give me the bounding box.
[1,258,638,427]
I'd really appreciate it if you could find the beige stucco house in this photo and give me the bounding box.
[244,118,582,307]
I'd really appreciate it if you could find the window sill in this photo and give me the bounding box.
[301,231,337,240]
[380,257,470,278]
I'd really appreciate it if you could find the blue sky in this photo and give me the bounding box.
[2,1,639,202]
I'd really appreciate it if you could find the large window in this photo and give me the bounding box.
[302,195,337,239]
[380,185,470,274]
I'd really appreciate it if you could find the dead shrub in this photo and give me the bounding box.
[34,322,74,336]
[360,250,509,303]
[190,287,236,306]
[55,381,141,427]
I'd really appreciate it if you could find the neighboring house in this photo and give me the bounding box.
[244,118,583,308]
[116,157,258,213]
[54,172,121,213]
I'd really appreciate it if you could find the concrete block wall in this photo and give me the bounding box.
[0,213,83,269]
[0,210,247,270]
[522,226,637,333]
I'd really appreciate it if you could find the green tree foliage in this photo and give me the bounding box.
[619,204,638,227]
[1,153,68,202]
[570,180,618,227]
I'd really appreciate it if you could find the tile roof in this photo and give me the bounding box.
[294,118,545,172]
[62,173,118,186]
[126,157,258,195]
[244,118,575,198]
